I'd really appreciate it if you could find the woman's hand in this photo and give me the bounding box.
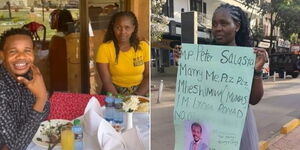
[134,62,149,96]
[173,45,182,63]
[96,63,118,95]
[253,47,267,71]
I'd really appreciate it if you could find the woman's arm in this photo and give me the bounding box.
[249,47,267,105]
[249,77,264,105]
[96,63,118,95]
[134,61,150,96]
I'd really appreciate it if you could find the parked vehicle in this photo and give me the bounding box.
[269,52,300,78]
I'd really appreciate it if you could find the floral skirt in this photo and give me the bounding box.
[113,84,139,96]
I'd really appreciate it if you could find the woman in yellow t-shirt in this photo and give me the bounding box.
[96,11,149,96]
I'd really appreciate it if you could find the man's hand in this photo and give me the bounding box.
[253,47,267,71]
[17,65,47,112]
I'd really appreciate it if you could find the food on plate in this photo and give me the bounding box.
[138,96,149,103]
[122,95,149,112]
[137,102,149,112]
[37,120,72,144]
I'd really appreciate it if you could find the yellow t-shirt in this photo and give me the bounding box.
[96,41,150,88]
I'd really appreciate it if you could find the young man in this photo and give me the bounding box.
[0,28,50,150]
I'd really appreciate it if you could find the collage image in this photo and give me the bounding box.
[0,0,300,150]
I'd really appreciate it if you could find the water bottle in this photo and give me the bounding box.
[72,119,83,150]
[114,94,124,131]
[104,92,114,123]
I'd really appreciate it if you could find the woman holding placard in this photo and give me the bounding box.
[174,4,267,150]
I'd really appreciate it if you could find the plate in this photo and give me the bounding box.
[136,96,149,113]
[137,96,149,103]
[32,119,71,148]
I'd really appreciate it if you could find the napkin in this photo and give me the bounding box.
[84,96,105,116]
[97,117,126,150]
[83,96,146,150]
[83,97,103,150]
[122,128,144,150]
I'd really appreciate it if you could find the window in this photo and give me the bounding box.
[190,0,202,12]
[203,2,207,14]
[162,0,174,18]
[190,0,206,14]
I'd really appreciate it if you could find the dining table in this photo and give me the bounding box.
[26,92,150,150]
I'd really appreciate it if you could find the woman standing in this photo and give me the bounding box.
[96,11,149,96]
[175,4,267,150]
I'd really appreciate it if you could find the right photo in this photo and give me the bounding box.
[151,0,300,150]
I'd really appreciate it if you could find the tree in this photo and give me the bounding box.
[260,0,287,51]
[290,33,299,44]
[238,0,264,45]
[151,0,169,43]
[241,0,291,51]
[277,0,300,40]
[240,0,260,8]
[251,24,264,46]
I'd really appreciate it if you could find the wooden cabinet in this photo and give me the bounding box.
[65,33,81,93]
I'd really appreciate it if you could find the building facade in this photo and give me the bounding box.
[152,0,284,72]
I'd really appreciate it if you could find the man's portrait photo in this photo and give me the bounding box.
[185,122,209,150]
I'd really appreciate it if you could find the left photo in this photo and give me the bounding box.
[0,0,150,150]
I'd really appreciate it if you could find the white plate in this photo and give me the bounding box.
[32,119,71,149]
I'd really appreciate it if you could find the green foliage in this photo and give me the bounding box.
[11,17,22,23]
[0,9,79,40]
[240,0,260,8]
[242,0,300,47]
[251,24,264,44]
[290,33,298,44]
[277,0,300,40]
[151,0,169,43]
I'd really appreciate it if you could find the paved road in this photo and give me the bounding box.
[151,69,300,150]
[253,76,300,140]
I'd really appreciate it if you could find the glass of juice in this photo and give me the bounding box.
[61,126,74,150]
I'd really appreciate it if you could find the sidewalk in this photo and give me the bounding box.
[151,66,300,150]
[267,126,300,150]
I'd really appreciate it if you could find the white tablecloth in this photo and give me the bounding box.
[27,113,150,150]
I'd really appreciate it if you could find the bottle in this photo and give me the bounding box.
[61,125,74,150]
[72,119,83,150]
[114,94,124,132]
[104,92,115,123]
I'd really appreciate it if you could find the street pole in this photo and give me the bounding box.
[157,80,164,103]
[181,11,198,44]
[7,1,12,19]
[41,0,44,21]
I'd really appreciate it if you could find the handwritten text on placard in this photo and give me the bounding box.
[174,44,255,150]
